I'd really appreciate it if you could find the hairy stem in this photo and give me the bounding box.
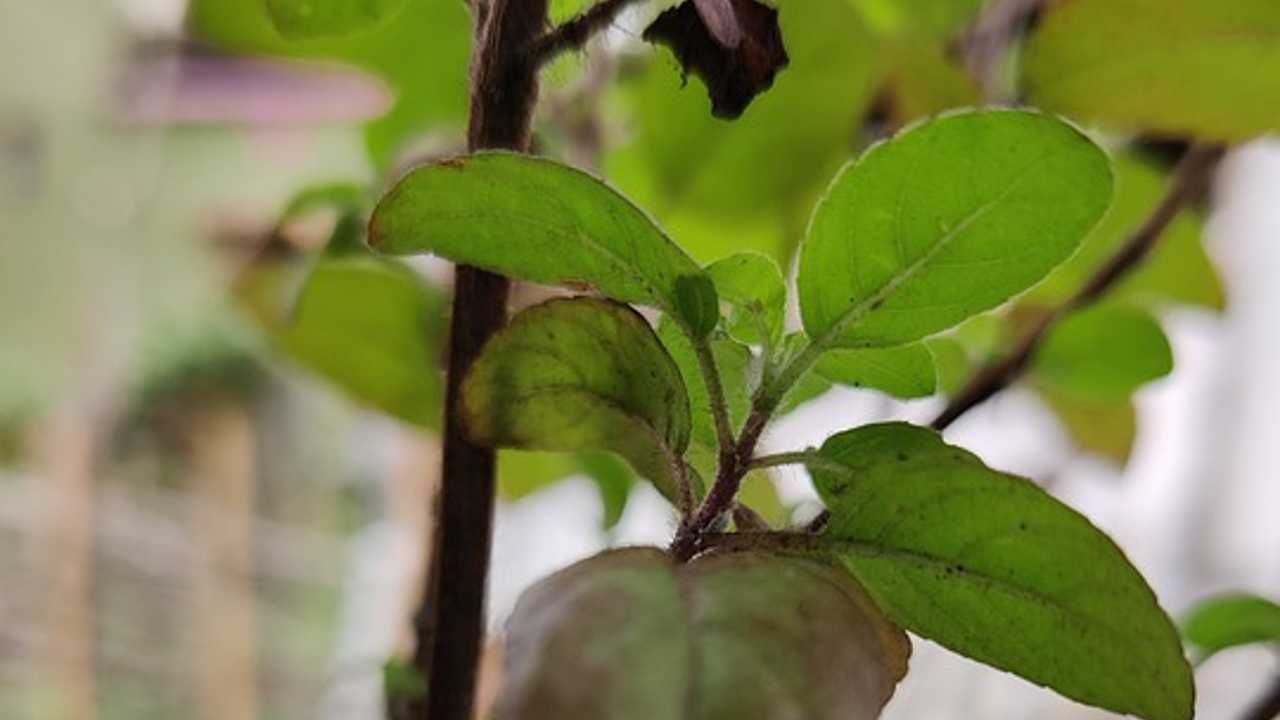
[409,3,548,720]
[527,0,648,68]
[693,339,737,461]
[931,143,1226,431]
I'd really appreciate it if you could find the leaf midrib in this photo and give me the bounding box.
[812,144,1061,351]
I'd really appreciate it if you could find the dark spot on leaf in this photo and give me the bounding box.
[437,156,467,170]
[642,0,789,119]
[896,452,908,462]
[870,299,884,310]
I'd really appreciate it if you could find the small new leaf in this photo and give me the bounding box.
[461,298,692,502]
[499,548,909,719]
[370,152,717,337]
[706,252,786,345]
[810,422,1192,720]
[1182,592,1280,661]
[643,0,790,119]
[799,110,1113,350]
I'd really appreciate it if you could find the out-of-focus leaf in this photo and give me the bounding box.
[575,450,636,529]
[880,39,979,124]
[849,0,985,37]
[1182,593,1280,661]
[814,343,937,399]
[1034,305,1173,402]
[369,153,718,337]
[239,256,446,428]
[1037,384,1138,465]
[1023,0,1280,141]
[705,252,786,346]
[643,0,790,119]
[810,423,1193,720]
[266,0,409,39]
[926,337,970,396]
[280,181,369,221]
[736,469,787,527]
[461,298,691,501]
[607,0,882,262]
[799,110,1113,350]
[499,450,636,530]
[499,548,910,720]
[187,0,471,166]
[1028,154,1224,311]
[382,657,427,703]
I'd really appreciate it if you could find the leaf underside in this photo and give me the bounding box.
[499,548,910,720]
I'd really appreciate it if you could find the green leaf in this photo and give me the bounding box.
[370,152,718,337]
[500,548,910,720]
[461,298,691,501]
[848,0,985,37]
[575,451,636,530]
[880,39,980,125]
[238,256,446,429]
[280,181,369,222]
[1182,593,1280,660]
[798,110,1113,349]
[810,422,1192,720]
[1034,305,1173,402]
[1037,384,1138,466]
[266,0,409,38]
[814,343,937,399]
[1027,154,1224,311]
[706,252,786,346]
[382,657,427,702]
[1023,0,1280,141]
[499,450,635,530]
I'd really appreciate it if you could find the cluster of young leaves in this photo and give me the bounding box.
[368,109,1195,719]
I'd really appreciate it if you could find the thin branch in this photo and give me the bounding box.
[527,0,647,68]
[963,0,1045,101]
[694,339,737,459]
[931,143,1226,431]
[1239,675,1280,720]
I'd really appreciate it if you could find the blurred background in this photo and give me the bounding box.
[0,0,1276,718]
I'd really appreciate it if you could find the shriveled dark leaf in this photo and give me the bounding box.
[643,0,789,119]
[499,548,909,720]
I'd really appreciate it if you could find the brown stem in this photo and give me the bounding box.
[526,0,647,68]
[1239,675,1280,720]
[408,3,548,720]
[931,143,1226,431]
[671,398,771,560]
